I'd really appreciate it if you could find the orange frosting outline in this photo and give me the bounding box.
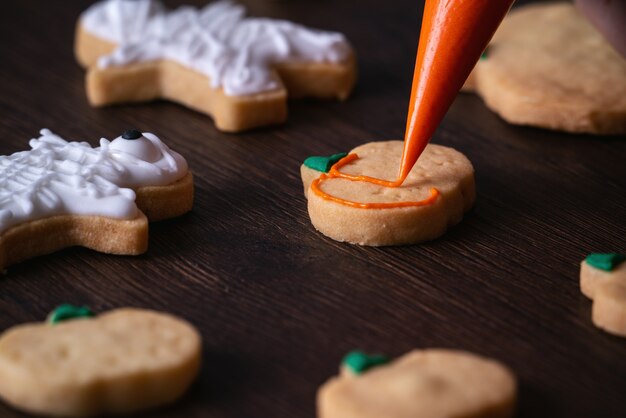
[310,153,440,209]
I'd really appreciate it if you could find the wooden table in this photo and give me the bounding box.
[1,1,624,417]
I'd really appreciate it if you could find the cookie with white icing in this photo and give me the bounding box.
[75,0,357,132]
[580,253,626,337]
[463,3,626,135]
[0,305,201,416]
[317,349,517,418]
[0,129,193,269]
[300,141,475,246]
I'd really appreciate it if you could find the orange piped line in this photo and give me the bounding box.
[328,154,404,187]
[311,154,440,209]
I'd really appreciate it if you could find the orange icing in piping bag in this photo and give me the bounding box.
[396,0,514,184]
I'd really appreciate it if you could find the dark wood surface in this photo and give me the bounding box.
[1,1,625,417]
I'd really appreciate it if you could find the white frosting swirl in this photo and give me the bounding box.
[81,0,352,96]
[0,129,188,233]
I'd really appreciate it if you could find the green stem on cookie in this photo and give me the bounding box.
[342,350,390,374]
[304,152,348,173]
[585,253,625,272]
[48,304,95,325]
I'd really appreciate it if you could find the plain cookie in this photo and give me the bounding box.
[0,306,201,417]
[580,253,626,337]
[0,129,193,269]
[317,349,517,418]
[463,3,626,135]
[301,141,475,246]
[75,0,357,132]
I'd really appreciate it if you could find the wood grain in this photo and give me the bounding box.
[0,1,625,417]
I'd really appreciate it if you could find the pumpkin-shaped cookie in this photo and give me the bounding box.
[0,307,201,416]
[301,141,475,245]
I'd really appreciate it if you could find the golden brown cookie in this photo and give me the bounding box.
[0,129,193,269]
[0,306,201,417]
[75,0,357,132]
[317,349,517,418]
[580,253,626,337]
[301,141,475,246]
[463,3,626,135]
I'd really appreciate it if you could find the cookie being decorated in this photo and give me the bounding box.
[75,0,356,132]
[317,349,517,418]
[0,129,193,269]
[463,3,626,135]
[0,306,201,416]
[300,141,475,246]
[580,253,626,337]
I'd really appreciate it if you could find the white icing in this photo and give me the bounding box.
[81,0,352,96]
[110,135,163,163]
[0,129,188,233]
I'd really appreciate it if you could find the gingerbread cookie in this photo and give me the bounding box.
[317,349,517,418]
[0,305,201,416]
[300,141,475,246]
[0,129,193,269]
[463,3,626,135]
[75,0,356,132]
[580,253,626,337]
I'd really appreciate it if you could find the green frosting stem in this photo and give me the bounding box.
[342,350,390,375]
[585,253,626,272]
[303,152,348,173]
[48,304,95,325]
[480,46,489,61]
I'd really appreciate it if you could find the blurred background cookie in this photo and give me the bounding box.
[75,0,357,132]
[463,3,626,135]
[317,349,516,418]
[0,306,201,417]
[580,253,626,337]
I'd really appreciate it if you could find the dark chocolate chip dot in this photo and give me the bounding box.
[122,129,143,140]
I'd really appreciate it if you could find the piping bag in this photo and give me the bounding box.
[394,0,515,185]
